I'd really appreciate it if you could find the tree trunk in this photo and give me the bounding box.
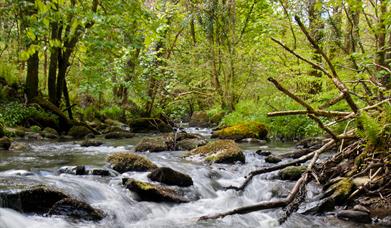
[48,23,61,104]
[25,51,39,101]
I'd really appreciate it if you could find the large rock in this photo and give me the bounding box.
[189,111,210,127]
[337,210,371,223]
[104,131,134,139]
[123,178,188,203]
[135,137,168,152]
[278,166,306,180]
[128,118,173,133]
[0,137,11,150]
[148,167,193,187]
[48,198,104,221]
[212,122,267,141]
[68,126,93,139]
[176,138,208,150]
[0,186,68,214]
[189,140,245,164]
[41,127,59,139]
[265,155,281,164]
[107,152,157,173]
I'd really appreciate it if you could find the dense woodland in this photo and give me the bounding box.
[0,0,390,226]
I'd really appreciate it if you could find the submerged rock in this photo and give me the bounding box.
[256,150,271,156]
[0,137,11,150]
[104,131,134,139]
[189,140,245,164]
[58,166,87,175]
[0,186,68,214]
[107,152,157,173]
[265,155,282,164]
[212,122,267,141]
[89,168,112,176]
[68,126,93,139]
[135,137,168,152]
[148,167,193,187]
[337,210,371,223]
[189,111,210,127]
[48,198,104,221]
[123,178,188,203]
[278,166,307,181]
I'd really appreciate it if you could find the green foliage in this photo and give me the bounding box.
[0,102,56,127]
[220,98,322,140]
[358,112,382,146]
[30,125,41,133]
[99,105,124,121]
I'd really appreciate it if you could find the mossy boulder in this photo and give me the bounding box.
[0,137,11,150]
[148,167,193,187]
[189,111,210,127]
[212,122,268,141]
[135,137,168,152]
[104,131,134,139]
[0,185,68,214]
[265,155,282,164]
[325,178,354,205]
[128,118,173,133]
[176,138,208,150]
[123,178,188,203]
[68,125,93,139]
[278,166,307,181]
[107,152,157,173]
[41,127,59,139]
[30,125,41,133]
[189,140,245,164]
[48,198,104,221]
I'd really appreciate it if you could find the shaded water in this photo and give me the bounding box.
[0,128,380,227]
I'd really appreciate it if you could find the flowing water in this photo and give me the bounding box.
[0,128,381,228]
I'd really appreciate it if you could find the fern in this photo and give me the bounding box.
[358,112,382,146]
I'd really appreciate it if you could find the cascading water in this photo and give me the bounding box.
[0,129,366,228]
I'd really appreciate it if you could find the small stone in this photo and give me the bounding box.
[256,150,271,156]
[80,140,103,147]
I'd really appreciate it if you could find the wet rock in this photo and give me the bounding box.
[189,140,245,164]
[89,168,111,176]
[104,131,135,139]
[337,210,371,223]
[0,186,68,214]
[41,127,59,139]
[212,122,268,141]
[135,137,168,152]
[48,198,104,221]
[256,150,271,156]
[148,167,193,187]
[296,137,323,149]
[189,111,210,127]
[176,138,208,150]
[107,152,157,173]
[128,118,173,133]
[324,177,353,205]
[356,196,391,218]
[80,139,103,147]
[25,132,43,140]
[123,178,188,203]
[265,155,282,164]
[278,166,307,181]
[0,137,11,150]
[68,126,93,139]
[58,166,86,175]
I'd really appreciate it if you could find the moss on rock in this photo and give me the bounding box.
[135,137,168,152]
[189,140,245,164]
[212,122,268,140]
[329,178,354,204]
[68,125,93,139]
[278,166,307,180]
[123,178,188,203]
[107,152,157,173]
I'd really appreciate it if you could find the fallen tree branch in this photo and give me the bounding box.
[199,140,335,221]
[267,110,351,117]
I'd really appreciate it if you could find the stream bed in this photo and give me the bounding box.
[0,128,383,227]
